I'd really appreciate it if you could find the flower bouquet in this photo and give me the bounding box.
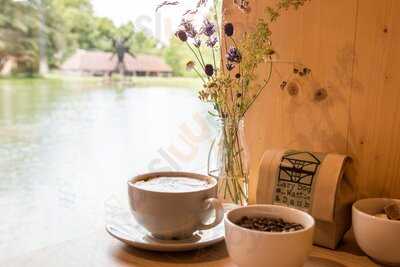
[158,0,308,205]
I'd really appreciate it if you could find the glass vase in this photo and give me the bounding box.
[208,118,249,205]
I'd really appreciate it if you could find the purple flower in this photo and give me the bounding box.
[176,30,188,42]
[180,19,197,38]
[201,19,215,37]
[206,36,218,47]
[193,38,202,48]
[226,46,241,63]
[226,63,235,71]
[196,0,208,8]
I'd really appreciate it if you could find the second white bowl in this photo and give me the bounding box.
[353,198,400,266]
[224,205,315,267]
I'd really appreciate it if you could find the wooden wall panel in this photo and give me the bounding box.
[223,0,400,202]
[348,0,400,198]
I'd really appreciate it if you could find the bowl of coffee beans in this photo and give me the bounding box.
[224,205,315,267]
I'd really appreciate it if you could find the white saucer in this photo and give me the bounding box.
[106,203,238,252]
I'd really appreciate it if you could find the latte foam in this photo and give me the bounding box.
[134,177,211,193]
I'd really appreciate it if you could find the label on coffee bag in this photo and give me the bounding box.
[272,150,325,212]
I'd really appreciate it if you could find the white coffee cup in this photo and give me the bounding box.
[128,171,224,240]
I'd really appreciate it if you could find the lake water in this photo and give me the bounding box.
[0,80,217,261]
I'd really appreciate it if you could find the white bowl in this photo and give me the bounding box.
[353,198,400,266]
[224,205,315,267]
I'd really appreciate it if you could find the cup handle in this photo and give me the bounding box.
[199,198,224,230]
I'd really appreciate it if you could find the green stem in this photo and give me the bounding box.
[212,48,217,74]
[242,58,273,118]
[193,66,206,84]
[229,36,238,48]
[230,37,244,104]
[218,118,249,204]
[196,47,206,69]
[186,42,205,69]
[234,125,245,178]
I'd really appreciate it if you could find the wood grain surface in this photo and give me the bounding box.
[1,228,378,267]
[222,0,400,201]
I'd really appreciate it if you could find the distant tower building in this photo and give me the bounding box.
[163,17,173,44]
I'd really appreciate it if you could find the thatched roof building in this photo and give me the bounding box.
[60,49,172,77]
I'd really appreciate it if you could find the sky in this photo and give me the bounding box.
[91,0,204,43]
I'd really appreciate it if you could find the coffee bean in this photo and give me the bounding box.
[236,216,304,233]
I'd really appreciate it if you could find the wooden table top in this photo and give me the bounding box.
[2,227,379,267]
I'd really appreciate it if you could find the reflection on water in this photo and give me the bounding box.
[0,80,216,261]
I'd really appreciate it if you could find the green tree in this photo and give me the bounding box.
[0,0,94,73]
[130,31,159,55]
[0,0,39,74]
[164,37,192,77]
[88,17,116,51]
[1,0,202,76]
[48,0,95,64]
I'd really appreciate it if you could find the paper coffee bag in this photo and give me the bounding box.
[256,149,354,249]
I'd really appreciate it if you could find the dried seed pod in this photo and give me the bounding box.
[176,30,188,42]
[204,64,214,76]
[224,23,234,37]
[186,61,195,71]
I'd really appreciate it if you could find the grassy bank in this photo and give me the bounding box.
[0,74,203,89]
